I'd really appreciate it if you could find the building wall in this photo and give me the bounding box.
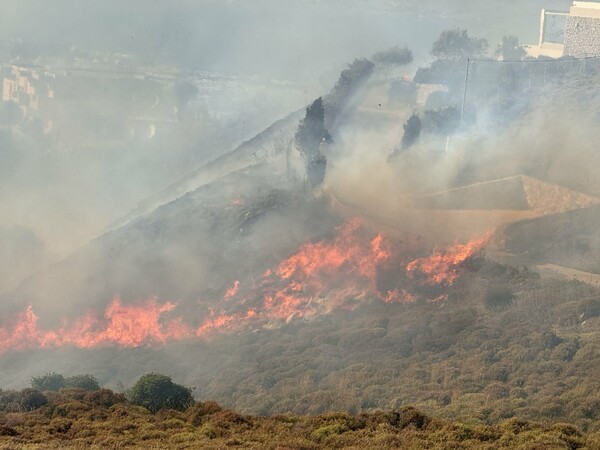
[564,15,600,56]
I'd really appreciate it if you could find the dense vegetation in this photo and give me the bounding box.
[175,259,600,430]
[0,382,595,449]
[4,258,600,435]
[127,373,194,413]
[5,25,600,449]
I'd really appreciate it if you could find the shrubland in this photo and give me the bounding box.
[0,377,595,449]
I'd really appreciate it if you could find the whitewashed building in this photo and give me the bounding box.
[527,1,600,58]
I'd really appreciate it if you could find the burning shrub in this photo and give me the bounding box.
[127,373,194,413]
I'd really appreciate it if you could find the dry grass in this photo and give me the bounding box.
[0,400,592,450]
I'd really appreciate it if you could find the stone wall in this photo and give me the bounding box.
[564,16,600,56]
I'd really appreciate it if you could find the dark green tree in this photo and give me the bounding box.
[422,107,461,135]
[495,36,526,61]
[127,373,194,413]
[295,97,330,187]
[295,97,329,157]
[484,285,514,311]
[431,28,488,60]
[324,58,375,126]
[372,46,413,71]
[30,373,65,391]
[19,389,48,411]
[65,374,100,391]
[400,113,422,150]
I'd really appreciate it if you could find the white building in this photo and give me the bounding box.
[527,1,600,58]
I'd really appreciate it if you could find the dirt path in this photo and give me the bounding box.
[535,263,600,286]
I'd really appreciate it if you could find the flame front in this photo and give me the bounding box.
[405,233,491,286]
[0,298,193,354]
[0,221,489,353]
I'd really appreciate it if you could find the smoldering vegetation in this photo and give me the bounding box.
[5,0,600,439]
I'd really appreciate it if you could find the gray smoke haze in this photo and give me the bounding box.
[4,0,597,395]
[0,0,570,79]
[325,73,600,244]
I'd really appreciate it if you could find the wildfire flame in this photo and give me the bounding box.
[405,233,491,285]
[0,298,193,354]
[223,280,240,300]
[0,221,489,353]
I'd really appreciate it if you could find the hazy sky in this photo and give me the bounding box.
[0,0,571,81]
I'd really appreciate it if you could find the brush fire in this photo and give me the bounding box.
[0,220,489,354]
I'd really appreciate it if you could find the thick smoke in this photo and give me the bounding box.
[3,0,595,399]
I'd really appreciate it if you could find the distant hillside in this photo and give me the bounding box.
[109,109,304,232]
[2,164,339,323]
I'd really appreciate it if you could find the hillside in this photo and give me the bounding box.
[6,45,600,447]
[108,109,304,232]
[1,166,338,323]
[4,258,600,432]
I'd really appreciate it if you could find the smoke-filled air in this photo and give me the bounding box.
[4,0,600,448]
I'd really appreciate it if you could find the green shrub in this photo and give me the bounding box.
[312,423,349,441]
[58,388,87,401]
[65,374,100,391]
[484,285,514,310]
[84,388,126,408]
[31,373,65,391]
[127,373,194,413]
[186,400,223,426]
[398,406,430,430]
[19,389,48,411]
[577,298,600,320]
[0,389,20,412]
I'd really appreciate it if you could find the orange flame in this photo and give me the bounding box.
[405,233,490,285]
[0,222,491,353]
[0,298,193,353]
[223,280,240,300]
